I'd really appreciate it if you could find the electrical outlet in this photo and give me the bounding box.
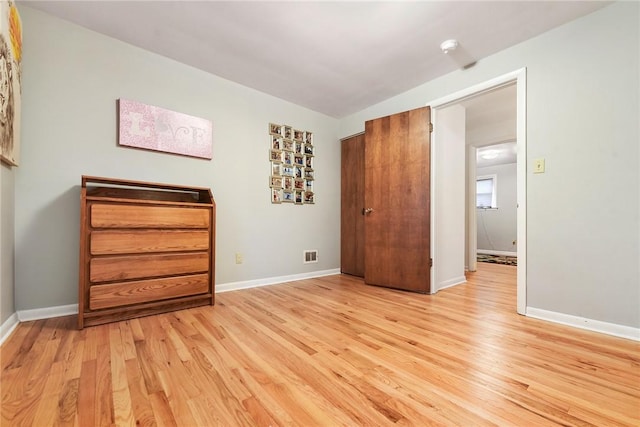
[235,253,243,264]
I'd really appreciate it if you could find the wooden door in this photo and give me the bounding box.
[340,134,365,277]
[364,106,431,293]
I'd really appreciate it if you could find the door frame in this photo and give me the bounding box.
[428,68,527,315]
[467,144,478,273]
[467,138,517,272]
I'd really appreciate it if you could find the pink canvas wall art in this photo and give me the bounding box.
[118,99,212,160]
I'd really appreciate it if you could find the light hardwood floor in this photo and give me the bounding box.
[1,263,639,426]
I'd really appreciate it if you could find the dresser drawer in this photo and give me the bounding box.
[90,204,210,229]
[90,252,209,283]
[90,230,209,255]
[89,274,209,310]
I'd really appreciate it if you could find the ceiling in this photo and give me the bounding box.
[476,141,517,168]
[463,84,516,140]
[445,83,517,168]
[24,1,610,118]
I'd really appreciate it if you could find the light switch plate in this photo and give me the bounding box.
[533,158,545,174]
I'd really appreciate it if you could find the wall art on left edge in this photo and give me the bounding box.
[118,99,213,160]
[0,0,22,166]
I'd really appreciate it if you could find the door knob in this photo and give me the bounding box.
[364,208,374,214]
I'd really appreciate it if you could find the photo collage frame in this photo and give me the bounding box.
[268,123,315,204]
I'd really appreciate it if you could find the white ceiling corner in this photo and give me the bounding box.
[24,1,611,118]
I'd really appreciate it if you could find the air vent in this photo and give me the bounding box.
[303,250,318,264]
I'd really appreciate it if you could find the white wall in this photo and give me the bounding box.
[476,163,517,254]
[15,7,341,312]
[0,165,15,324]
[434,105,466,290]
[9,3,640,332]
[339,2,639,328]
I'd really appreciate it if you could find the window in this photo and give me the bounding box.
[476,175,497,208]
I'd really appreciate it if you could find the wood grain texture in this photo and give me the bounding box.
[340,133,365,277]
[89,274,210,310]
[86,187,202,205]
[82,175,213,196]
[78,187,89,329]
[365,106,431,292]
[82,295,213,328]
[89,252,209,283]
[90,204,210,229]
[3,264,639,426]
[90,230,209,255]
[79,177,215,329]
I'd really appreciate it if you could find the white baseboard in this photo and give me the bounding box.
[5,270,341,327]
[216,268,341,293]
[477,249,517,257]
[0,312,19,345]
[436,276,467,292]
[17,303,78,322]
[526,307,640,341]
[8,278,637,344]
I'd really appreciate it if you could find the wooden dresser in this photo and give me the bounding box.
[78,176,215,328]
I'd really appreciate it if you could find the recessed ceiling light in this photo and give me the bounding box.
[480,150,499,160]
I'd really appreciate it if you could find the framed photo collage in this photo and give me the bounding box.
[268,123,315,204]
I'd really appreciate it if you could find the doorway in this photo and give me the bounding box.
[471,141,518,267]
[429,69,526,314]
[462,83,518,272]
